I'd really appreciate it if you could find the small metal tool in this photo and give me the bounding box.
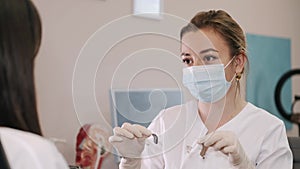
[200,144,208,159]
[152,133,158,144]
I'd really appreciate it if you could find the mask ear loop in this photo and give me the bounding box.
[224,55,237,83]
[224,55,237,69]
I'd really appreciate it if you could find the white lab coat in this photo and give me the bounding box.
[141,100,293,169]
[0,127,69,169]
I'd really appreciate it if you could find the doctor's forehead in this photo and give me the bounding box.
[181,31,216,52]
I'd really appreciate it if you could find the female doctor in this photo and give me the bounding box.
[109,10,293,169]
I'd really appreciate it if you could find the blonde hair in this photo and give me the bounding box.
[181,10,246,57]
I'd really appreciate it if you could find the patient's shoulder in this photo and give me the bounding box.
[0,127,69,169]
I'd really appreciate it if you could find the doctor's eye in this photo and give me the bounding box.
[202,55,218,63]
[182,58,193,65]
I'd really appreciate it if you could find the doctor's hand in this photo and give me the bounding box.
[109,123,152,158]
[198,131,255,169]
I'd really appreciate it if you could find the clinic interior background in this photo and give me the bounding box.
[32,0,300,168]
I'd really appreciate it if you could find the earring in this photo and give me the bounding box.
[235,68,244,82]
[235,73,242,82]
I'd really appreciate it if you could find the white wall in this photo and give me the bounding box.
[32,0,300,168]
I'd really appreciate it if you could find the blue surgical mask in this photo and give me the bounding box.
[182,59,235,103]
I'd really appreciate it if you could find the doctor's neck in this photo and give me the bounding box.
[197,87,247,130]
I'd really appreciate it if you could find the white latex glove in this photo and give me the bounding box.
[198,131,255,169]
[109,123,152,169]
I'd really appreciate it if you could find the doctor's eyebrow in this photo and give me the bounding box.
[199,48,219,54]
[180,52,191,56]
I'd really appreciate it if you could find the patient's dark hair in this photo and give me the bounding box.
[0,0,42,135]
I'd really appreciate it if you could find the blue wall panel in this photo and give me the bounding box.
[246,33,291,129]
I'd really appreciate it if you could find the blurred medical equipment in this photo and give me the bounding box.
[275,69,300,135]
[75,124,110,169]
